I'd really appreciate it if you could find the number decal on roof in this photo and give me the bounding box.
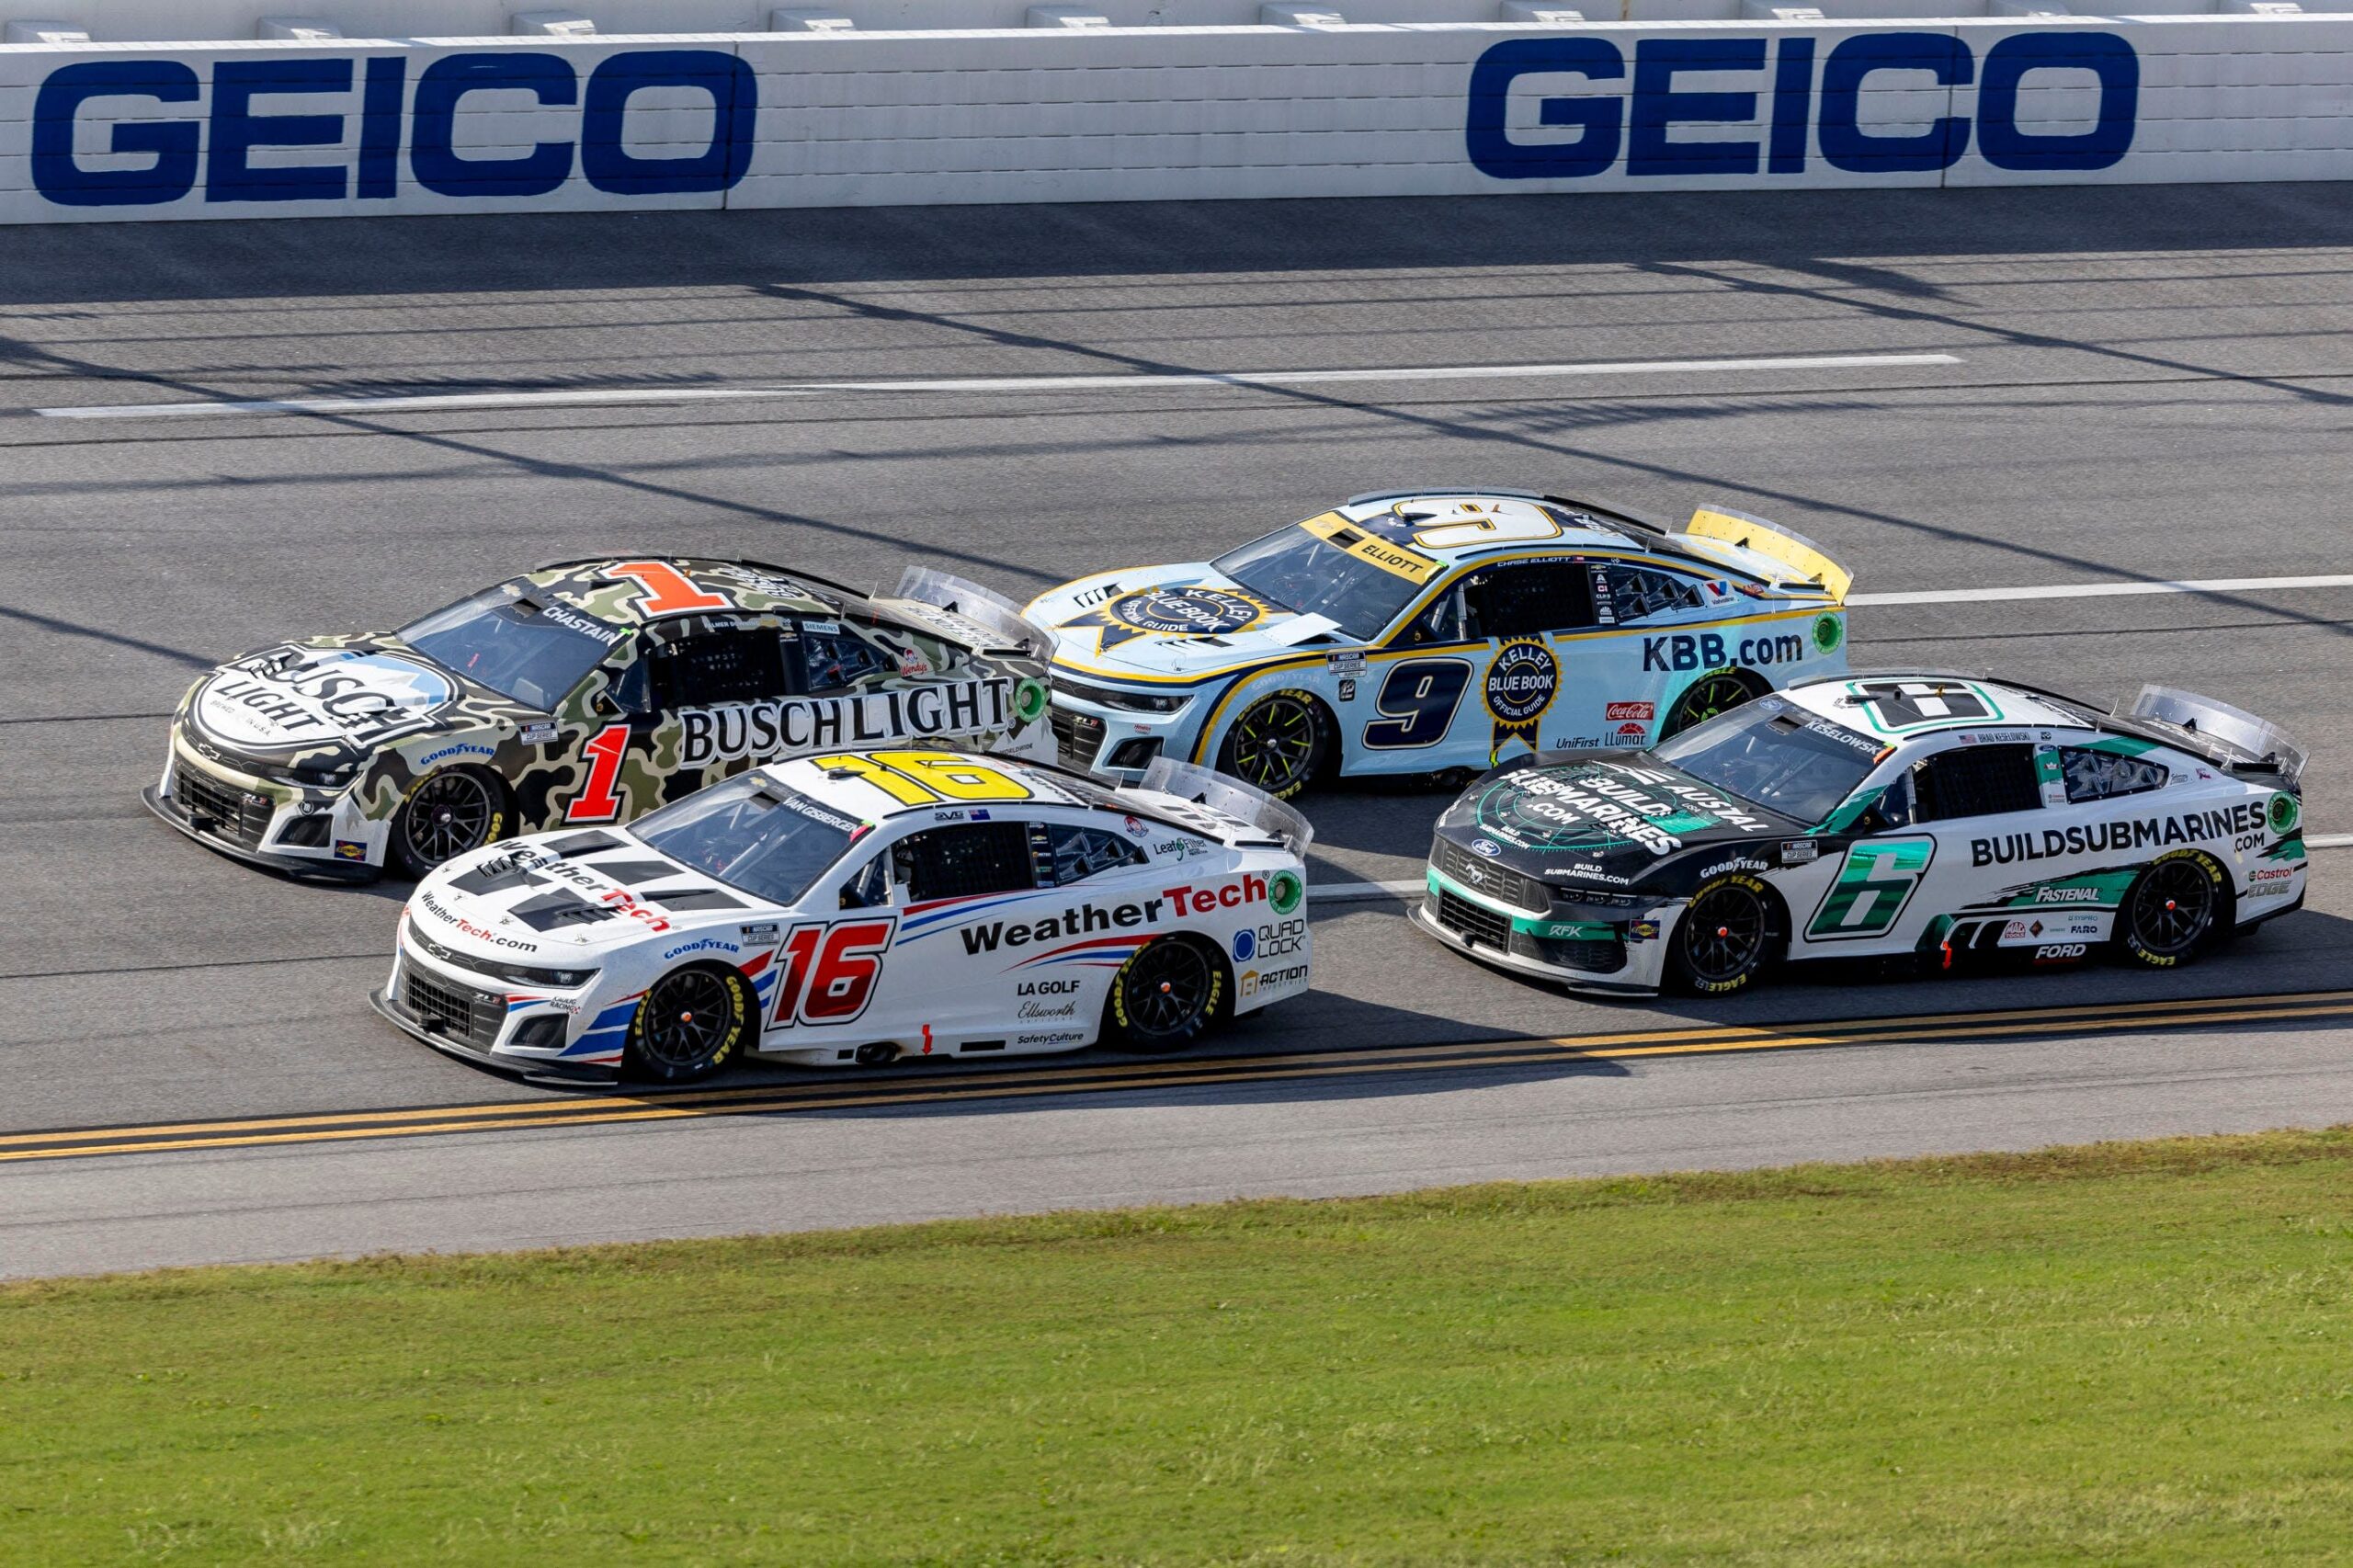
[608,561,731,617]
[813,749,1036,806]
[1847,679,2000,734]
[1406,499,1565,551]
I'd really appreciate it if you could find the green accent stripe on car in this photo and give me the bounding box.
[1426,866,1614,940]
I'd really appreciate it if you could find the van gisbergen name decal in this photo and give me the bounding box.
[1467,30,2136,181]
[678,677,1016,767]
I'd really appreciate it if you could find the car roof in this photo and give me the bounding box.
[1329,490,1666,567]
[761,749,1107,822]
[1777,671,2104,742]
[517,557,874,629]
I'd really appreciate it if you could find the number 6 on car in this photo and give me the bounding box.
[373,750,1314,1085]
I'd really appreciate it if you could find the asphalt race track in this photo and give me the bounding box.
[5,183,2350,1278]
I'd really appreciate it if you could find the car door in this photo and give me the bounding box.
[1893,739,2074,957]
[881,818,1050,1048]
[1588,562,1709,750]
[1459,558,1597,764]
[550,618,796,829]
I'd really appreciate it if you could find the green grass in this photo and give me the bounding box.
[8,1132,2353,1565]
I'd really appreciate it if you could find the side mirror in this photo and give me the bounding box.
[590,688,622,718]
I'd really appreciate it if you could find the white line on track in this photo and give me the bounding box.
[1312,836,2350,903]
[1850,575,2353,606]
[29,352,1964,420]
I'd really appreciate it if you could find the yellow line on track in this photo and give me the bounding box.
[5,991,2347,1165]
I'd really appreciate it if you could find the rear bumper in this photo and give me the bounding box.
[142,784,377,882]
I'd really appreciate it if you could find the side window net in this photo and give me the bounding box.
[801,626,892,692]
[898,822,1038,902]
[2061,746,2168,803]
[657,631,788,708]
[1914,744,2042,822]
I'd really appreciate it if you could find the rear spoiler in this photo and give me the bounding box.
[2120,686,2306,789]
[887,569,1051,659]
[1139,758,1314,855]
[1681,506,1853,603]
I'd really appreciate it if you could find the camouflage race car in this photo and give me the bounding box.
[146,559,1053,881]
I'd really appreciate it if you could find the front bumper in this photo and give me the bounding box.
[149,725,383,880]
[142,782,377,882]
[1047,685,1205,780]
[373,938,624,1085]
[1411,867,1676,996]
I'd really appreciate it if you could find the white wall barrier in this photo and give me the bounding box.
[6,12,2352,222]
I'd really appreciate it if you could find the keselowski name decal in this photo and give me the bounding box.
[1972,803,2266,867]
[680,677,1016,767]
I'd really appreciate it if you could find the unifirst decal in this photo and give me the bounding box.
[680,677,1014,767]
[1466,31,2137,182]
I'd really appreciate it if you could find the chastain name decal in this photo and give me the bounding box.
[682,678,1015,767]
[1972,804,2266,867]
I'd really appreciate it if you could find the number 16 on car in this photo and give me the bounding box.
[373,748,1315,1084]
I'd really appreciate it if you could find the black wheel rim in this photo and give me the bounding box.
[404,771,494,865]
[2132,860,2214,956]
[638,970,736,1070]
[1668,675,1753,736]
[1228,697,1317,793]
[1122,942,1212,1040]
[1683,884,1768,983]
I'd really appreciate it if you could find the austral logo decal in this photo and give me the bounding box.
[1061,586,1271,650]
[680,678,1016,767]
[1483,640,1558,760]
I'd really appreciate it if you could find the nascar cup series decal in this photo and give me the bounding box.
[1060,586,1273,651]
[1483,640,1558,761]
[197,648,455,752]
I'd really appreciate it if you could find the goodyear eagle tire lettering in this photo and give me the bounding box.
[1217,689,1329,801]
[392,766,506,881]
[1671,872,1781,995]
[2117,849,2228,970]
[1108,936,1223,1054]
[623,964,751,1085]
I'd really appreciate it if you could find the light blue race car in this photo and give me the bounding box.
[1026,489,1855,799]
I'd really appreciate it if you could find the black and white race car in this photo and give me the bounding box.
[1416,673,2308,995]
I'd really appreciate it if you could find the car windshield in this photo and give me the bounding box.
[398,585,630,710]
[1651,695,1884,825]
[631,774,862,906]
[1211,524,1427,641]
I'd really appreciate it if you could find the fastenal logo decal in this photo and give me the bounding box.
[1063,586,1270,650]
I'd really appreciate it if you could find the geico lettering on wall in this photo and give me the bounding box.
[1466,31,2138,180]
[31,49,756,207]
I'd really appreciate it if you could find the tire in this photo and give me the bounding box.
[1660,669,1766,739]
[1216,690,1329,800]
[1106,937,1223,1053]
[392,767,506,879]
[1670,873,1782,995]
[623,965,753,1085]
[2117,850,2228,969]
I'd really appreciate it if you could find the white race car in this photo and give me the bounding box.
[1028,489,1852,797]
[372,749,1312,1084]
[1416,674,2308,995]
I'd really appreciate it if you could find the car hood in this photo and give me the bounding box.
[1437,753,1803,893]
[412,831,772,959]
[185,636,527,769]
[1029,562,1347,679]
